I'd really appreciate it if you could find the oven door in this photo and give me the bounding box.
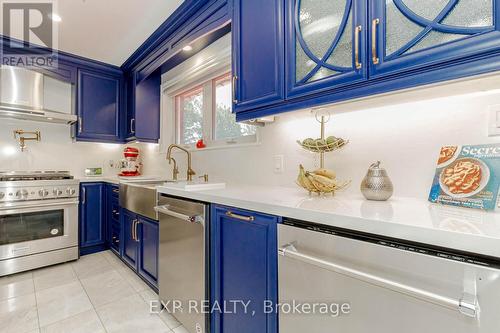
[0,199,79,260]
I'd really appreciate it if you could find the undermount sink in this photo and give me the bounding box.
[161,181,226,191]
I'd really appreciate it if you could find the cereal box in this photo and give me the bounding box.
[428,144,500,210]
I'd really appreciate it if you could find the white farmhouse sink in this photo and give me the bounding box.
[162,181,226,191]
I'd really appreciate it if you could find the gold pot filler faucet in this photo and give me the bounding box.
[14,130,41,152]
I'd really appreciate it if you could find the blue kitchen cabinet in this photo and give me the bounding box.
[79,183,106,255]
[137,216,159,286]
[125,70,161,143]
[232,0,285,112]
[285,0,368,98]
[121,209,138,268]
[211,205,279,333]
[76,69,123,143]
[370,0,500,78]
[106,184,121,255]
[120,208,159,288]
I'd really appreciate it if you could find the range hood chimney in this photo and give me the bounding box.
[0,66,77,124]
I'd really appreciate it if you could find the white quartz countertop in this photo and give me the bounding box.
[78,177,120,184]
[156,184,500,259]
[77,175,167,185]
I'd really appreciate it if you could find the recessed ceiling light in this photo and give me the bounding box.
[182,45,193,52]
[49,13,62,22]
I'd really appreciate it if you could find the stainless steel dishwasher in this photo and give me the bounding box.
[279,218,500,332]
[154,195,208,333]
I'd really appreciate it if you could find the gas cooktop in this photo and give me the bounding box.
[0,171,79,203]
[0,171,74,181]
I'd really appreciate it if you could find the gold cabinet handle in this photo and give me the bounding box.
[113,188,119,194]
[226,211,255,222]
[131,220,135,241]
[355,25,362,70]
[232,76,238,104]
[78,116,83,134]
[130,118,136,134]
[372,18,380,65]
[135,220,141,242]
[132,219,138,241]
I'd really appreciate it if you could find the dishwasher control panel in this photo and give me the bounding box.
[282,218,500,269]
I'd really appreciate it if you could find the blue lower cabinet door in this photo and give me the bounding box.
[121,209,138,267]
[211,205,278,333]
[79,183,106,252]
[137,216,159,287]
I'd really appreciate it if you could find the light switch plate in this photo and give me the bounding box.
[273,155,284,174]
[488,104,500,137]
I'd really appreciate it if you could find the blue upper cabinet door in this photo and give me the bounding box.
[211,205,278,333]
[134,71,161,143]
[77,69,122,142]
[125,71,136,140]
[137,216,159,287]
[79,183,106,251]
[370,0,500,78]
[286,0,368,98]
[232,0,285,112]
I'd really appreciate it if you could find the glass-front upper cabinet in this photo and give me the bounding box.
[370,0,500,77]
[286,0,368,98]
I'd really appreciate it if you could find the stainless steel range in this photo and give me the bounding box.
[0,171,80,276]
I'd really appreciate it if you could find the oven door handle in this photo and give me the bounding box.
[0,200,80,211]
[278,243,479,318]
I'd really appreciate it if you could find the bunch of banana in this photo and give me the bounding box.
[296,164,317,192]
[296,165,349,194]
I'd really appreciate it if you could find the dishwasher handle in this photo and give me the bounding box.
[154,205,204,225]
[278,243,479,318]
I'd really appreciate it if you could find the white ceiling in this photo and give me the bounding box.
[1,0,184,66]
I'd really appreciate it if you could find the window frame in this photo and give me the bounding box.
[172,70,258,149]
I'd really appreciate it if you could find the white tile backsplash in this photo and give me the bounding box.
[2,78,500,200]
[142,86,500,199]
[0,119,123,177]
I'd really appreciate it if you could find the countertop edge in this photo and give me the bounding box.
[156,186,500,260]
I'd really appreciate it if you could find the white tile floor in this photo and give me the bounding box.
[0,251,189,333]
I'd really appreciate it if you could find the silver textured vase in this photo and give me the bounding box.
[360,161,394,201]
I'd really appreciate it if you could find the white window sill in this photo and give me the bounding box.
[170,141,261,153]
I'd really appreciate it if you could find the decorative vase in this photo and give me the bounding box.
[360,161,394,201]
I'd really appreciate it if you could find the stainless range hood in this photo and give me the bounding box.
[0,66,76,124]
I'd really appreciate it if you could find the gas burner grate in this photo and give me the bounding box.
[0,171,73,181]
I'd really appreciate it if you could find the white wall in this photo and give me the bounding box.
[0,118,123,177]
[2,73,500,201]
[143,74,500,200]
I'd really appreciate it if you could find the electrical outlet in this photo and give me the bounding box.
[273,155,284,174]
[488,104,500,136]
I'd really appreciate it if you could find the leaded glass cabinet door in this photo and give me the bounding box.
[370,0,500,77]
[286,0,368,99]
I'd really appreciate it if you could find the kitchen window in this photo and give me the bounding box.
[174,73,257,148]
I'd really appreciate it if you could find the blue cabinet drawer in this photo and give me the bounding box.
[109,222,120,254]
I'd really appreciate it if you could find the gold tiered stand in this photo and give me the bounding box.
[296,110,348,168]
